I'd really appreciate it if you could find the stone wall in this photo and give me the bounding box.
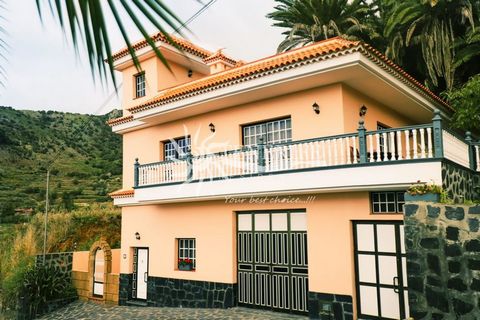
[35,252,73,274]
[118,274,236,308]
[308,292,353,320]
[442,160,480,202]
[18,253,76,320]
[147,277,237,308]
[72,271,119,305]
[404,202,480,319]
[119,273,133,306]
[70,240,119,305]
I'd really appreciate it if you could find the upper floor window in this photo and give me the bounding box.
[164,136,191,160]
[371,191,405,214]
[243,117,292,146]
[135,73,146,98]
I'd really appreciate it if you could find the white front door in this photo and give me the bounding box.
[135,248,149,300]
[353,221,409,320]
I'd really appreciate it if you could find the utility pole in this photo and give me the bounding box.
[42,170,49,264]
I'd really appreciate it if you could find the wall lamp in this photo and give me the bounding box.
[135,232,141,240]
[312,102,320,114]
[188,69,193,77]
[359,105,368,117]
[209,123,216,133]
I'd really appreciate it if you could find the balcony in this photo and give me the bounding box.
[119,112,479,205]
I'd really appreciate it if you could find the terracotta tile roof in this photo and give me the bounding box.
[106,37,450,126]
[109,188,134,198]
[361,43,450,109]
[203,49,238,65]
[111,32,212,61]
[127,37,362,114]
[106,115,133,126]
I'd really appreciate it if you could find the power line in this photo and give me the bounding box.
[173,0,219,35]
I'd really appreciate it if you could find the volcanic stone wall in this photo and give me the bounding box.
[404,202,480,319]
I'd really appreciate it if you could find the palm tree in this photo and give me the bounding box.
[34,1,201,87]
[267,0,372,52]
[384,0,476,91]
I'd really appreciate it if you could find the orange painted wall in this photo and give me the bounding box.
[341,84,414,132]
[120,192,402,296]
[72,249,121,275]
[121,57,205,112]
[72,251,89,272]
[122,84,344,188]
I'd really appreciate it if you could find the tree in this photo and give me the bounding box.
[267,0,372,52]
[384,0,476,91]
[453,26,480,85]
[442,74,480,132]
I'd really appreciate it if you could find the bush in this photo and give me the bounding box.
[19,263,77,318]
[1,256,33,313]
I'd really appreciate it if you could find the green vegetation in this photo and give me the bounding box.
[0,106,122,221]
[19,263,77,319]
[0,203,121,314]
[442,74,480,132]
[268,0,480,98]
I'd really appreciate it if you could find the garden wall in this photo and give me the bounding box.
[17,253,77,320]
[71,242,120,305]
[404,202,480,319]
[442,160,480,202]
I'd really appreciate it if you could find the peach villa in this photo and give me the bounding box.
[106,34,480,319]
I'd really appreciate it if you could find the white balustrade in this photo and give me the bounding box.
[265,135,358,172]
[138,160,188,186]
[137,125,480,187]
[443,130,470,168]
[365,126,434,162]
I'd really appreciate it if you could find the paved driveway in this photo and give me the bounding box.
[37,301,307,320]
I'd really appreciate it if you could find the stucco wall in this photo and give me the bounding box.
[122,84,345,188]
[121,58,206,112]
[120,192,402,299]
[341,84,414,132]
[72,249,121,275]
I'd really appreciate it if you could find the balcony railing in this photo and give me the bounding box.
[133,111,479,188]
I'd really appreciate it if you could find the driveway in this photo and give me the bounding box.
[37,301,308,320]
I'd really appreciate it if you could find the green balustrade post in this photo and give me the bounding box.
[357,120,367,163]
[432,110,444,158]
[258,137,266,173]
[465,131,476,170]
[186,148,193,181]
[134,158,140,187]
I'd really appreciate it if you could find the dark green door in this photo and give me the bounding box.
[237,211,308,314]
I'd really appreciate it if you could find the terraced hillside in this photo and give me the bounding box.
[0,106,122,219]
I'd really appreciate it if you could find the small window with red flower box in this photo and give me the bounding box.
[177,238,195,271]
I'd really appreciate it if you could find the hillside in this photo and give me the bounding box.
[0,106,122,219]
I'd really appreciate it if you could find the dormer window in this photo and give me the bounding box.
[135,72,145,98]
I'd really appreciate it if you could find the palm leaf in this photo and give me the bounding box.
[35,0,190,88]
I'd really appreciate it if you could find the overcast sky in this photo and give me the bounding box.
[0,1,285,115]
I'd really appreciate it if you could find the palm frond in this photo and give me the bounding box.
[36,0,188,88]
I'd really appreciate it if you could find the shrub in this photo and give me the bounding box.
[19,263,77,318]
[1,256,33,312]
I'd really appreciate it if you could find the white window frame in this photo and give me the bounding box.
[242,117,292,146]
[135,73,146,98]
[177,238,196,269]
[164,136,191,161]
